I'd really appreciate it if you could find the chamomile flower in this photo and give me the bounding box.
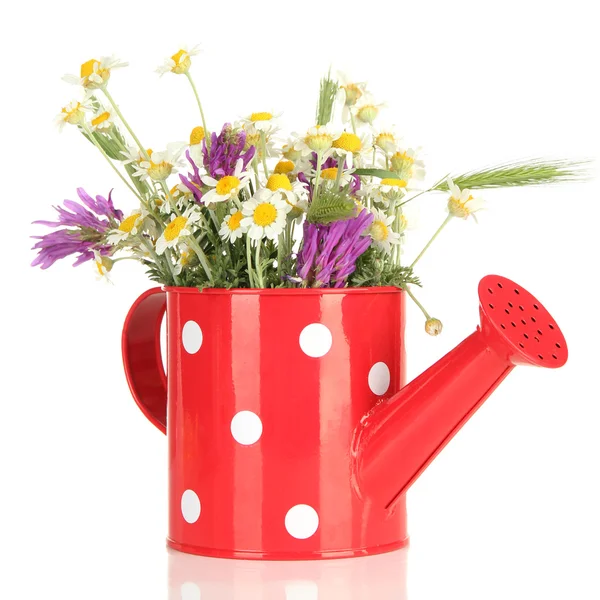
[189,126,205,165]
[155,207,201,255]
[241,189,290,241]
[63,56,128,89]
[294,124,340,155]
[331,130,372,168]
[281,138,304,162]
[133,143,187,182]
[373,126,402,154]
[121,145,146,166]
[336,71,369,121]
[93,250,113,283]
[55,99,90,131]
[241,122,277,159]
[446,178,485,221]
[202,159,252,204]
[219,209,245,243]
[90,108,115,132]
[156,45,201,76]
[369,208,401,254]
[265,174,309,213]
[174,244,192,275]
[107,210,144,244]
[241,111,282,134]
[390,148,426,185]
[354,96,385,125]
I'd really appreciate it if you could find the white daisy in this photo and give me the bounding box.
[331,130,372,168]
[265,173,309,217]
[188,126,205,165]
[202,158,252,205]
[240,111,282,134]
[281,138,304,162]
[241,189,290,241]
[155,207,202,255]
[390,148,426,185]
[55,99,90,131]
[93,250,113,283]
[219,209,245,243]
[293,124,340,155]
[174,244,192,275]
[336,71,369,122]
[107,211,144,244]
[63,56,128,89]
[354,95,385,125]
[156,45,201,76]
[90,108,115,132]
[446,178,486,221]
[133,143,187,182]
[372,126,402,154]
[369,208,402,254]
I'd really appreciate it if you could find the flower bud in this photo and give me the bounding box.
[425,318,443,336]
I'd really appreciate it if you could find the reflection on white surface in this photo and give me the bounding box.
[168,547,408,599]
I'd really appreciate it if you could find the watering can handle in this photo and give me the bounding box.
[121,287,167,435]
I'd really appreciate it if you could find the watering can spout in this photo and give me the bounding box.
[352,275,568,511]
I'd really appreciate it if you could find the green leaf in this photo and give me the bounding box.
[306,190,356,224]
[353,168,403,180]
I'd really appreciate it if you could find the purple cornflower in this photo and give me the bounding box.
[202,123,256,179]
[179,150,204,202]
[31,188,123,269]
[297,209,374,288]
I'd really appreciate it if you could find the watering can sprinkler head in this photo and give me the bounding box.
[353,274,568,512]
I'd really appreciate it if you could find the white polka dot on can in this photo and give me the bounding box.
[230,411,263,445]
[182,320,203,354]
[180,582,201,600]
[181,489,201,524]
[285,580,319,600]
[285,504,319,539]
[299,323,332,358]
[368,362,390,395]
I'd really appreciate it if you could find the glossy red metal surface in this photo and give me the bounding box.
[121,275,568,560]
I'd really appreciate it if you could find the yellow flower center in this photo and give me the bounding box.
[171,49,192,74]
[61,102,83,125]
[381,178,407,188]
[282,144,301,161]
[266,173,292,191]
[356,104,379,124]
[179,251,190,266]
[147,160,173,181]
[216,176,241,196]
[164,216,188,242]
[371,220,389,242]
[321,168,339,180]
[253,203,278,227]
[342,83,363,106]
[190,126,205,145]
[376,132,396,151]
[228,211,243,231]
[448,195,475,218]
[392,151,414,164]
[274,160,294,174]
[91,111,111,127]
[118,213,140,233]
[80,59,99,78]
[250,112,273,122]
[244,132,261,149]
[332,132,362,153]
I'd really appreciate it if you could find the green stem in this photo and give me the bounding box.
[246,235,255,287]
[349,110,357,134]
[252,158,261,189]
[101,87,149,159]
[255,241,263,287]
[184,71,210,150]
[410,213,453,269]
[164,248,182,286]
[186,235,213,283]
[334,157,345,189]
[260,131,270,178]
[81,124,143,201]
[405,286,431,320]
[313,151,324,203]
[399,174,449,207]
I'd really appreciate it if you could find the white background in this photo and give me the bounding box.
[2,0,599,598]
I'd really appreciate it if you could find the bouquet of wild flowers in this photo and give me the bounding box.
[32,46,588,335]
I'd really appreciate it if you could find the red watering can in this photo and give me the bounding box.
[122,274,567,560]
